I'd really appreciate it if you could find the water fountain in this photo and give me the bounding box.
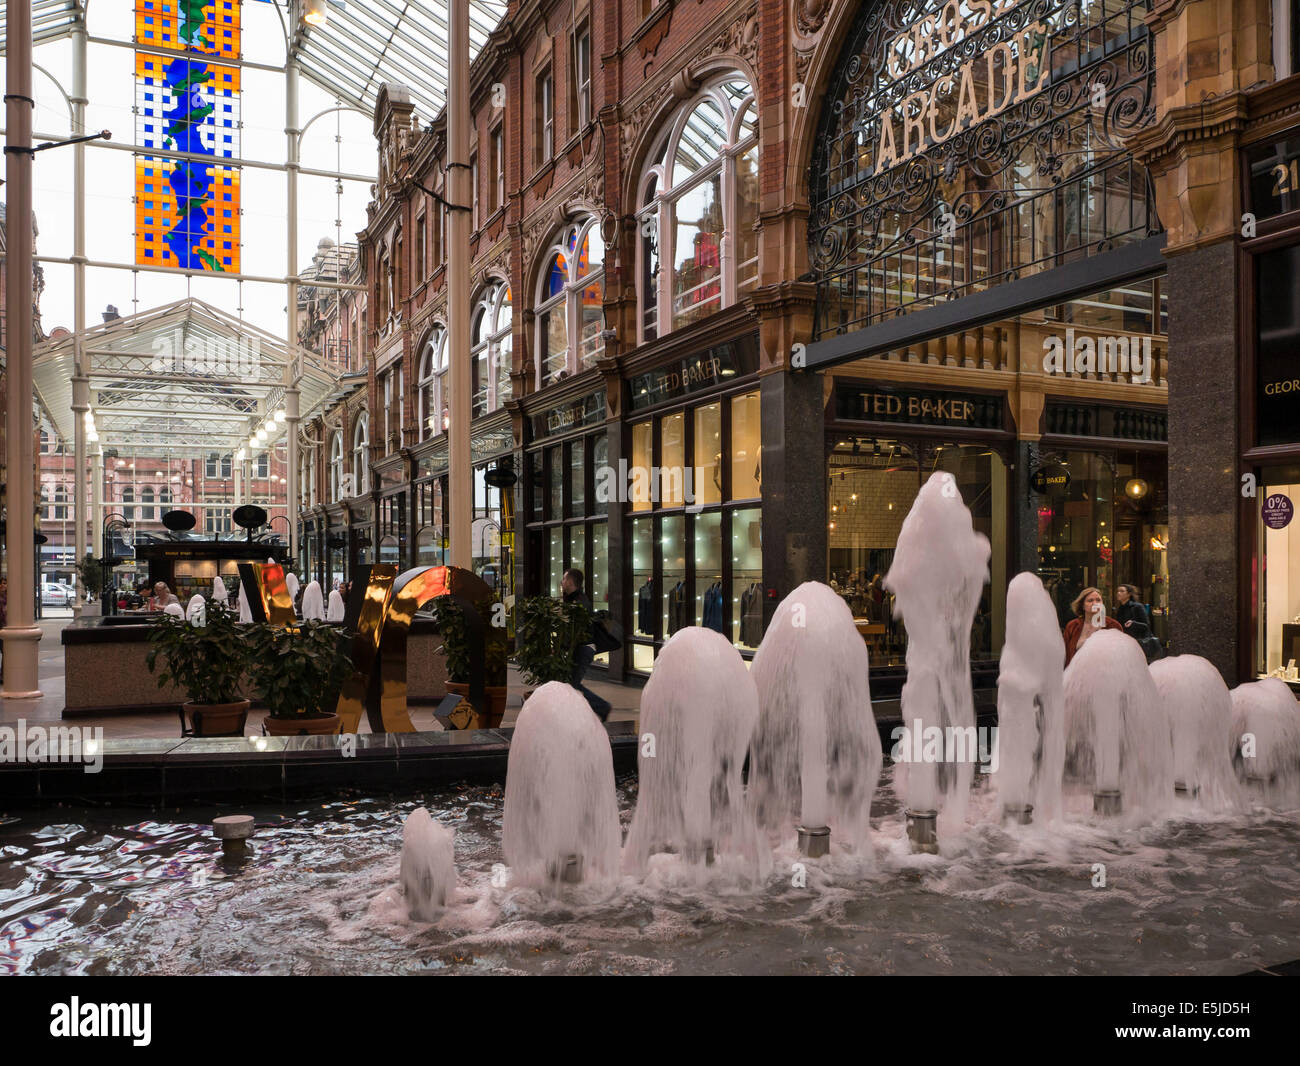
[301,580,325,621]
[1064,629,1173,817]
[623,627,760,873]
[1150,654,1239,809]
[399,807,456,921]
[236,581,253,622]
[884,471,990,850]
[749,581,881,858]
[1229,678,1300,798]
[327,589,346,622]
[501,682,621,889]
[995,572,1065,825]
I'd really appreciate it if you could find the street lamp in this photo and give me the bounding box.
[101,513,132,616]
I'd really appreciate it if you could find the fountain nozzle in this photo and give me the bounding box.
[213,814,254,859]
[796,825,830,858]
[1002,803,1033,825]
[1093,789,1122,816]
[905,809,938,854]
[549,854,584,884]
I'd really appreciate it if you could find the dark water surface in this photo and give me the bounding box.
[3,771,1298,975]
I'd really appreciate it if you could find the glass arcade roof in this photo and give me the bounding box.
[1,0,509,120]
[32,298,339,459]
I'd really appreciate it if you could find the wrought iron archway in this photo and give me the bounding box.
[808,0,1163,342]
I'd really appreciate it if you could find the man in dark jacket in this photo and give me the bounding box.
[561,568,611,721]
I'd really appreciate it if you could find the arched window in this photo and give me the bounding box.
[53,486,67,520]
[536,218,606,387]
[141,486,156,520]
[159,488,173,511]
[418,325,447,440]
[471,280,512,418]
[121,486,135,521]
[352,415,370,495]
[637,74,758,341]
[329,431,344,501]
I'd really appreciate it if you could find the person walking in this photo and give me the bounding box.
[561,567,612,722]
[1115,583,1163,662]
[1062,586,1125,667]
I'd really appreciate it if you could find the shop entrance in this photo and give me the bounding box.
[827,435,1009,666]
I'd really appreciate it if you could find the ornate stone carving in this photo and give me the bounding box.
[794,0,830,38]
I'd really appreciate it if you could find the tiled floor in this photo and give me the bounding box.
[0,615,642,739]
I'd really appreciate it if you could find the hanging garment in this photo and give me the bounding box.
[740,582,764,646]
[702,582,725,633]
[637,579,654,635]
[668,581,688,635]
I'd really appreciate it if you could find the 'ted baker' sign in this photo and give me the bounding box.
[835,383,1003,428]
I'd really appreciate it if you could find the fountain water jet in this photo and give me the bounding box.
[1064,629,1173,817]
[301,580,325,621]
[623,627,760,874]
[996,573,1066,825]
[749,582,881,858]
[884,472,990,849]
[1150,655,1240,809]
[502,682,621,889]
[1229,678,1300,799]
[399,807,456,921]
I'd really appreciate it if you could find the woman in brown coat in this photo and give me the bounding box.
[1063,586,1125,667]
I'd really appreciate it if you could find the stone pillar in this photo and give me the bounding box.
[1165,242,1242,681]
[759,368,827,625]
[1126,0,1274,683]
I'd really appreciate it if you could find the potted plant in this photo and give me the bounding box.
[245,620,353,736]
[146,601,250,736]
[76,554,107,615]
[428,596,509,727]
[513,595,590,695]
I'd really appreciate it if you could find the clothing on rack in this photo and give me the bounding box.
[668,580,688,636]
[637,578,654,636]
[739,581,763,646]
[701,581,724,633]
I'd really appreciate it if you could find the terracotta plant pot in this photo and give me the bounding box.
[264,712,342,736]
[183,699,250,737]
[484,684,508,728]
[443,681,500,729]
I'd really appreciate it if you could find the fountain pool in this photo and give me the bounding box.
[3,770,1299,976]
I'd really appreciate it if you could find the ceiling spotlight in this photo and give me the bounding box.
[235,449,246,462]
[116,459,126,468]
[83,411,95,425]
[87,430,98,442]
[171,474,181,482]
[256,428,268,442]
[154,470,164,479]
[303,0,327,27]
[274,408,286,421]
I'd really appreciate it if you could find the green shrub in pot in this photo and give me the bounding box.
[146,600,248,705]
[244,620,353,721]
[513,595,590,687]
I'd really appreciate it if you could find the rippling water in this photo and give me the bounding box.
[3,770,1298,975]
